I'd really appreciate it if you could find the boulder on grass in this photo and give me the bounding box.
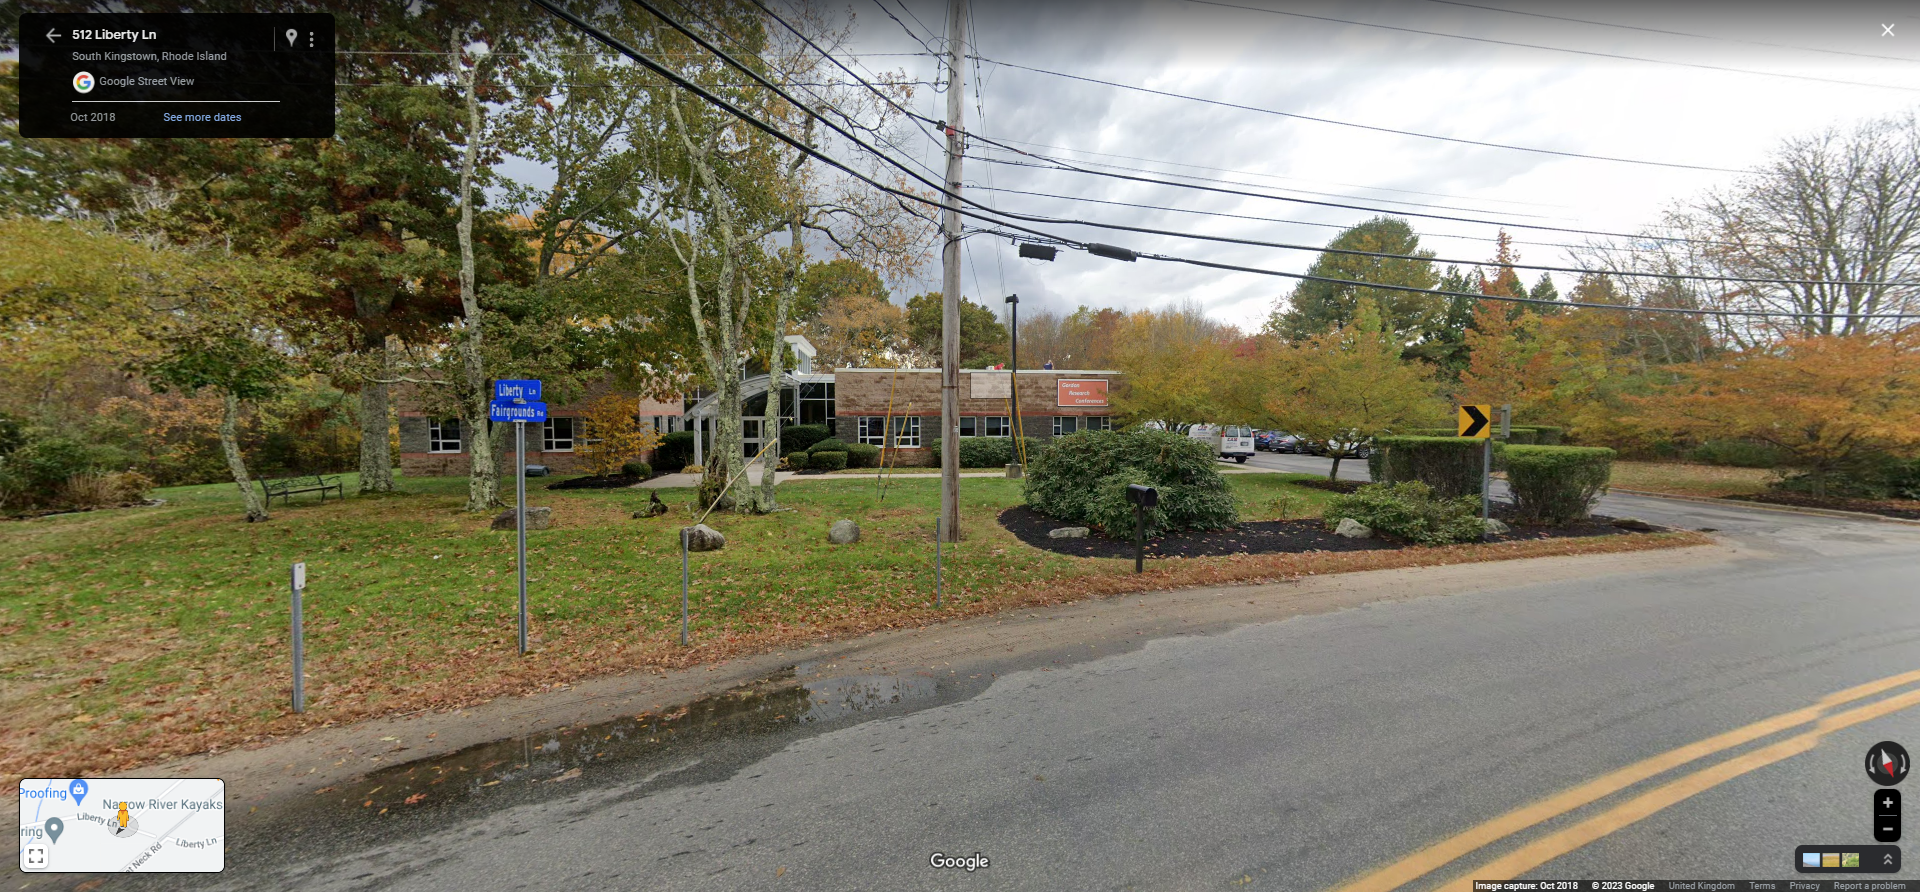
[685,523,726,552]
[492,506,552,531]
[1333,518,1373,539]
[1482,518,1511,536]
[1047,526,1089,539]
[827,519,861,544]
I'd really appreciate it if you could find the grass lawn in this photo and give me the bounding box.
[1608,461,1778,498]
[0,469,1695,779]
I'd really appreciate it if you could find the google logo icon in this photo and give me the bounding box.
[72,72,95,93]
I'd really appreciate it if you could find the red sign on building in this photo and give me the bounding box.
[1056,379,1109,407]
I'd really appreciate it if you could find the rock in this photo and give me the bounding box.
[827,519,861,544]
[1482,518,1511,535]
[491,506,551,531]
[1333,518,1373,539]
[685,523,726,552]
[1611,517,1656,532]
[1047,526,1090,539]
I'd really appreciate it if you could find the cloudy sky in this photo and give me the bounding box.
[811,0,1920,330]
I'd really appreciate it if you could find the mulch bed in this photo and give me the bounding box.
[1724,491,1920,520]
[999,505,1648,560]
[546,474,644,490]
[1291,478,1365,495]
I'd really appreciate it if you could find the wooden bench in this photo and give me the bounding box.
[260,475,344,507]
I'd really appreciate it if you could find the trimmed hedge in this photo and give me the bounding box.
[784,450,809,470]
[1372,436,1490,500]
[1504,445,1615,525]
[1504,428,1539,446]
[1530,426,1564,446]
[781,423,833,454]
[931,437,1016,469]
[809,450,849,471]
[621,460,653,478]
[1323,482,1485,545]
[845,443,881,468]
[654,431,696,474]
[1024,428,1236,537]
[807,438,849,455]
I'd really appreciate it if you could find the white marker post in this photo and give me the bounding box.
[290,561,306,713]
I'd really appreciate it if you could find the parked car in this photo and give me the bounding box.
[1254,431,1280,451]
[1271,434,1303,454]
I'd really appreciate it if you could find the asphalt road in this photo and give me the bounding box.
[96,478,1920,892]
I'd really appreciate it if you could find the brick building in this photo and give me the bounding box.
[822,368,1119,467]
[395,378,681,477]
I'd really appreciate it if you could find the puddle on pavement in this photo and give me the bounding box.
[308,670,940,820]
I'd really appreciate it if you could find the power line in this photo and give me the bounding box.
[963,131,1572,210]
[967,227,1918,322]
[1423,0,1920,65]
[960,132,1920,260]
[972,146,1566,219]
[970,55,1747,172]
[537,0,1916,321]
[1188,0,1920,94]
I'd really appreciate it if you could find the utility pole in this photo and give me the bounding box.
[938,0,967,543]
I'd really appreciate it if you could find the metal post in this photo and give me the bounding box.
[516,420,528,655]
[1134,505,1145,574]
[1481,437,1492,537]
[934,518,943,607]
[937,0,968,544]
[290,562,305,714]
[680,527,690,646]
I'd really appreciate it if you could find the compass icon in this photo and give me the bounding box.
[1867,741,1909,786]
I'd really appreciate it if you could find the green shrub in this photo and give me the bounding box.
[1504,445,1615,525]
[1372,436,1490,499]
[1531,426,1564,446]
[781,423,833,454]
[845,443,881,468]
[810,450,849,471]
[1504,428,1539,445]
[784,451,810,470]
[1323,482,1486,545]
[1024,428,1235,536]
[621,460,652,478]
[1689,439,1783,468]
[1403,428,1457,438]
[807,438,848,455]
[1772,453,1920,499]
[0,433,136,511]
[929,437,1017,468]
[654,431,696,474]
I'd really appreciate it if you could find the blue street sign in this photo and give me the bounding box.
[493,379,542,402]
[489,400,547,423]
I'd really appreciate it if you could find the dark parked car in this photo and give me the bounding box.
[1254,431,1279,451]
[1272,434,1303,454]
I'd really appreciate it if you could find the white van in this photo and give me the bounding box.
[1189,424,1255,463]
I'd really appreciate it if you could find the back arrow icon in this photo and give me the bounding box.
[47,29,61,42]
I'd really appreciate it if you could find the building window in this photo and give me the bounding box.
[1053,416,1078,437]
[428,419,462,453]
[859,416,919,448]
[960,416,1011,437]
[651,415,680,434]
[1085,416,1112,431]
[543,417,574,452]
[799,382,835,426]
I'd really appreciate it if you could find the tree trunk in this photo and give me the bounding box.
[357,332,395,493]
[220,391,270,522]
[1328,453,1344,482]
[698,374,744,511]
[756,220,803,514]
[454,37,498,512]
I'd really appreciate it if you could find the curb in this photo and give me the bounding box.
[1607,487,1920,526]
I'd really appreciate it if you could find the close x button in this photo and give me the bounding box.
[1875,788,1901,843]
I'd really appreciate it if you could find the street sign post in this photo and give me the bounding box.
[1460,405,1493,534]
[489,379,543,655]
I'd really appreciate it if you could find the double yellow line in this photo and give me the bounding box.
[1327,668,1920,892]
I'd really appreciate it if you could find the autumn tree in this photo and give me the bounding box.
[1629,332,1920,495]
[1257,299,1442,479]
[575,394,663,477]
[1108,308,1240,433]
[798,259,904,368]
